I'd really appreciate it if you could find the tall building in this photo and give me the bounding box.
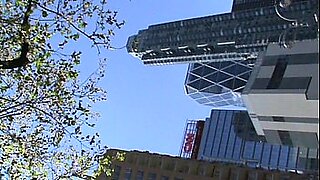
[231,0,274,12]
[230,0,308,12]
[242,39,319,149]
[127,0,318,107]
[98,149,314,180]
[126,0,318,66]
[181,109,318,175]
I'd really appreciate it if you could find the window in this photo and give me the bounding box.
[135,170,144,180]
[174,178,184,180]
[161,176,169,180]
[266,57,288,89]
[197,164,206,176]
[124,168,132,180]
[147,173,157,180]
[278,130,293,146]
[111,165,121,180]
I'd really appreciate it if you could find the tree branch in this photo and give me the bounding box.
[36,3,95,42]
[0,42,30,69]
[0,0,33,69]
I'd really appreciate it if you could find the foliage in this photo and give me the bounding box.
[0,0,124,179]
[94,151,125,178]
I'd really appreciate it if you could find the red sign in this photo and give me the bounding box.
[183,133,195,153]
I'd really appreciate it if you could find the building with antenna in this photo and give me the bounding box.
[126,0,318,66]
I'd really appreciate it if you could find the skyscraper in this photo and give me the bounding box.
[231,0,274,12]
[127,0,318,107]
[125,0,319,177]
[230,0,308,12]
[242,39,319,149]
[126,0,318,66]
[187,109,319,175]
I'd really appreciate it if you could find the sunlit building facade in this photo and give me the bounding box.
[242,39,319,149]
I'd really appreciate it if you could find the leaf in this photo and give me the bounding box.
[35,59,43,71]
[75,126,81,134]
[42,11,48,17]
[0,0,124,178]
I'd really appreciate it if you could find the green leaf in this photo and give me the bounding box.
[42,11,48,17]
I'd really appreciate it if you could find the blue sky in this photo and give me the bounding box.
[78,0,233,156]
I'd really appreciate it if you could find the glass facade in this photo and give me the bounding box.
[184,59,254,107]
[197,109,319,173]
[232,0,275,12]
[127,0,318,66]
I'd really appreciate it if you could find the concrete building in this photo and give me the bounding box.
[98,149,315,180]
[242,39,319,149]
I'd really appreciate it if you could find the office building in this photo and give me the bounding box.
[242,39,319,149]
[127,0,318,107]
[231,0,274,12]
[98,149,314,180]
[184,60,254,107]
[231,0,308,12]
[126,0,318,66]
[184,109,319,175]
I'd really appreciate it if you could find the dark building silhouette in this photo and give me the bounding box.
[98,149,316,180]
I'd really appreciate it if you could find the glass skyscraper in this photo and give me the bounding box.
[197,109,319,174]
[231,0,275,12]
[126,0,318,66]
